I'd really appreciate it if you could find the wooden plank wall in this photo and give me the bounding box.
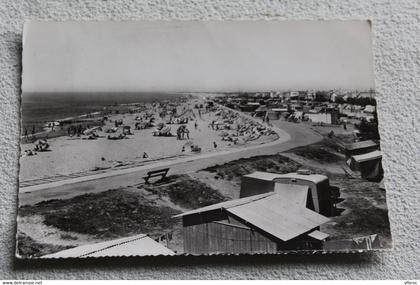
[183,222,277,254]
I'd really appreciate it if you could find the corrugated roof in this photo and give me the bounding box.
[346,140,378,151]
[227,194,329,241]
[352,150,382,163]
[42,234,175,258]
[308,230,329,241]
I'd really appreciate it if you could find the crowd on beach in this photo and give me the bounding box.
[21,97,278,161]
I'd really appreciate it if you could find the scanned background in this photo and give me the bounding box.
[0,0,419,279]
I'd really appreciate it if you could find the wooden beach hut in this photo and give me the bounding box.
[174,192,330,255]
[345,140,379,158]
[350,150,383,182]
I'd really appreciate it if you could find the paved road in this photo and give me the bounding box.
[19,117,322,206]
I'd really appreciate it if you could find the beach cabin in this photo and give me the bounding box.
[350,150,383,182]
[41,234,175,258]
[174,192,330,254]
[240,170,337,217]
[345,140,379,158]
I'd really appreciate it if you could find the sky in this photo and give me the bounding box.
[22,20,375,95]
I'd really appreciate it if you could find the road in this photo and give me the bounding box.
[19,115,322,206]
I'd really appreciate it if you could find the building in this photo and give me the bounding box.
[345,140,379,158]
[267,108,288,120]
[174,192,330,254]
[305,111,332,124]
[240,170,339,217]
[350,150,383,182]
[41,234,175,258]
[240,102,260,112]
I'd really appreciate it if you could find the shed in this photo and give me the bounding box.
[350,150,383,182]
[174,192,330,254]
[345,140,379,158]
[41,234,175,258]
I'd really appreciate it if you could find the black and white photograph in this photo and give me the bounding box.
[17,20,392,258]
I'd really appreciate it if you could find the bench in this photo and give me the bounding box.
[143,168,170,184]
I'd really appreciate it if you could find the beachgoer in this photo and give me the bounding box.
[176,128,181,140]
[31,125,36,140]
[77,124,82,136]
[194,122,198,129]
[182,146,185,152]
[213,141,217,149]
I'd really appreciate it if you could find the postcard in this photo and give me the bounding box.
[17,20,391,258]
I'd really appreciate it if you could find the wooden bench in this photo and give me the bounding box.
[143,168,170,184]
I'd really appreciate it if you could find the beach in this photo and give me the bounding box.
[19,96,278,182]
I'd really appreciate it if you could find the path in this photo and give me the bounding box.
[19,109,322,206]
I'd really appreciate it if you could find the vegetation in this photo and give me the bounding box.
[144,175,227,209]
[17,233,73,258]
[355,113,380,140]
[289,140,343,163]
[201,154,301,180]
[19,190,181,238]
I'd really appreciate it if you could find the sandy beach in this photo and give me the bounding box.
[20,97,278,182]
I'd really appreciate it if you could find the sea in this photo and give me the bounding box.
[21,92,181,131]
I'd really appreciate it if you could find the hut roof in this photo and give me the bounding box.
[243,171,328,184]
[173,192,274,218]
[351,150,382,163]
[243,171,282,181]
[174,191,329,242]
[345,140,378,151]
[308,230,330,241]
[41,234,175,258]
